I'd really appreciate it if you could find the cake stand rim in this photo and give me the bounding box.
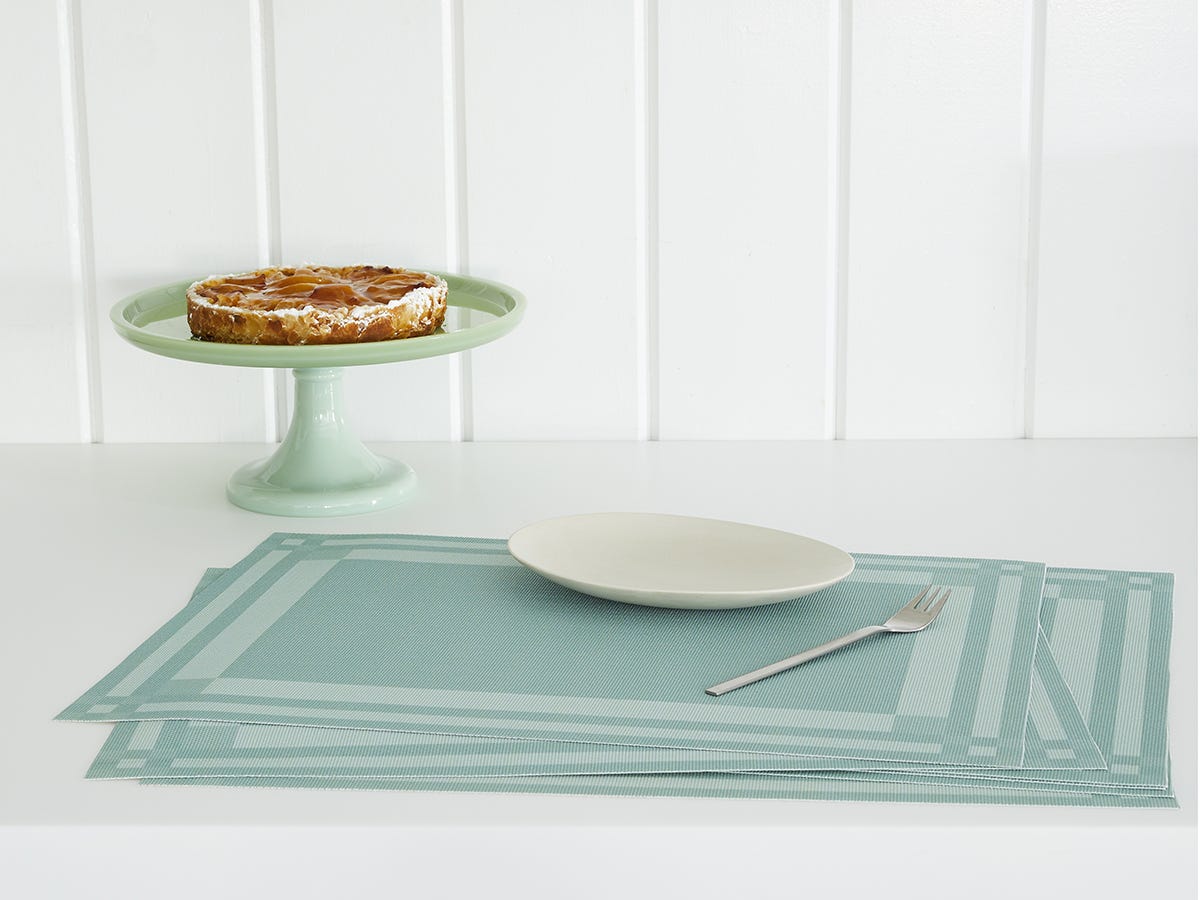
[108,271,526,369]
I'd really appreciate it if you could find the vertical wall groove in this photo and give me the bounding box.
[250,0,285,442]
[58,0,102,444]
[28,0,1184,445]
[1020,0,1048,439]
[831,0,853,440]
[633,0,659,441]
[443,0,472,442]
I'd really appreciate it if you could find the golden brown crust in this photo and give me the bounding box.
[186,265,448,345]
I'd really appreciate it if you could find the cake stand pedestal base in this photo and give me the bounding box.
[226,367,415,517]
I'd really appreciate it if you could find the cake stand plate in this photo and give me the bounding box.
[111,273,525,517]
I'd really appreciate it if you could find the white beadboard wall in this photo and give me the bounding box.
[2,0,1194,443]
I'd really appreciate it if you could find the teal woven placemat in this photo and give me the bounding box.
[88,568,1103,780]
[86,565,1098,779]
[67,547,1177,807]
[1039,567,1174,789]
[98,564,1173,807]
[138,773,1175,808]
[850,567,1175,796]
[60,534,1047,767]
[86,628,1103,779]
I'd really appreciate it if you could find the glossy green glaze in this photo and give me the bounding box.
[110,273,524,516]
[226,367,417,516]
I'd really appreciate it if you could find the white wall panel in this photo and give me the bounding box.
[844,0,1028,438]
[82,0,270,441]
[1033,0,1197,437]
[1,1,84,441]
[462,0,641,440]
[273,0,455,442]
[656,0,833,440]
[2,0,1196,444]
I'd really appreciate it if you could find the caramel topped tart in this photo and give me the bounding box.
[186,265,448,345]
[191,266,439,313]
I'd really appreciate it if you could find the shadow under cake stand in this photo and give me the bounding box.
[111,274,525,516]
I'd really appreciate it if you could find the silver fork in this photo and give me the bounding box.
[705,585,952,697]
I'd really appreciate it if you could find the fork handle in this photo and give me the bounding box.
[705,625,888,697]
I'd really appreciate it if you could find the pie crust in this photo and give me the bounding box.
[186,265,448,345]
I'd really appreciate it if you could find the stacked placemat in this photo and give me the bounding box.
[59,532,1176,806]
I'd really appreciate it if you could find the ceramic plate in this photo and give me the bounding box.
[507,512,854,609]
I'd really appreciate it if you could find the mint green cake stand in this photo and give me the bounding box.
[111,274,524,517]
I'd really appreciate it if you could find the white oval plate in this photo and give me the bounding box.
[507,512,854,609]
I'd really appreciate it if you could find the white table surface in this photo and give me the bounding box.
[0,440,1194,898]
